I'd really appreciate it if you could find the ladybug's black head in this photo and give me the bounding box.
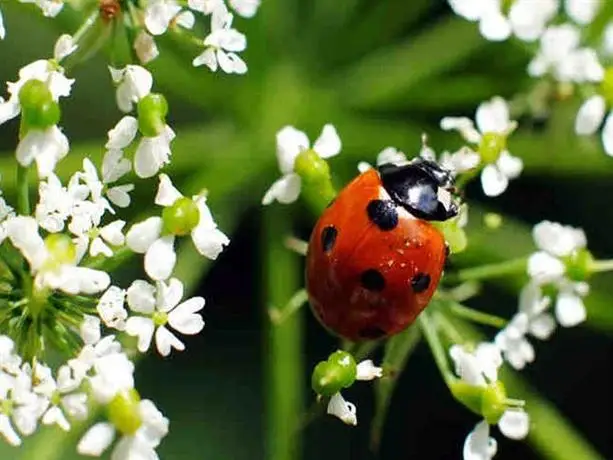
[378,157,459,221]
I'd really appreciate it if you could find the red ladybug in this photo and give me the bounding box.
[306,157,459,341]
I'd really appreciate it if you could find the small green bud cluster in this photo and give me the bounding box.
[19,79,61,131]
[137,93,168,137]
[311,350,357,397]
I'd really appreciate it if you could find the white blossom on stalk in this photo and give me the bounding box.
[53,34,77,62]
[528,24,604,83]
[192,4,248,74]
[144,0,195,36]
[441,97,522,197]
[126,175,229,280]
[357,146,408,173]
[188,0,223,14]
[125,277,205,356]
[525,221,590,328]
[447,0,558,42]
[16,126,70,178]
[449,344,530,460]
[0,59,73,125]
[6,216,110,295]
[78,399,168,458]
[263,124,342,205]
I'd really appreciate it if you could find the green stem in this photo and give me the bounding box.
[263,207,303,460]
[590,259,613,273]
[418,312,454,387]
[444,256,528,284]
[16,166,30,216]
[268,289,308,325]
[445,301,508,328]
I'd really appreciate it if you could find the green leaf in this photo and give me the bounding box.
[336,18,485,110]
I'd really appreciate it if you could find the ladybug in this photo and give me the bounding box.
[306,157,459,341]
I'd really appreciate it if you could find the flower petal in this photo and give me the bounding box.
[463,420,497,460]
[126,217,163,253]
[276,126,310,174]
[144,235,176,281]
[326,393,357,426]
[77,422,115,456]
[555,292,586,327]
[168,297,205,334]
[155,173,183,206]
[155,326,185,356]
[575,95,606,135]
[262,174,302,205]
[480,164,509,197]
[313,124,342,158]
[125,316,155,353]
[498,409,530,440]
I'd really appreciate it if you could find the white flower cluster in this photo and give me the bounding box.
[447,0,613,157]
[496,221,589,370]
[142,0,260,73]
[0,34,230,456]
[450,344,529,460]
[0,333,168,459]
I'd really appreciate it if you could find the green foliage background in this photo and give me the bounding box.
[0,0,612,459]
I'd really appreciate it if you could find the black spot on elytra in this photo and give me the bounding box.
[366,199,398,231]
[321,226,337,253]
[358,326,386,340]
[360,269,386,291]
[411,273,431,293]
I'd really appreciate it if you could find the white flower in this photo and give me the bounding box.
[134,31,160,64]
[145,0,194,35]
[229,0,261,17]
[441,97,522,196]
[16,125,69,178]
[6,216,110,295]
[450,345,530,459]
[357,146,408,172]
[88,352,135,404]
[126,175,229,280]
[134,124,176,178]
[78,399,168,458]
[495,313,536,370]
[32,363,88,432]
[35,173,85,233]
[565,0,601,25]
[125,277,205,356]
[109,65,153,113]
[96,286,128,330]
[448,0,558,42]
[188,0,223,14]
[0,59,73,125]
[327,393,357,426]
[356,360,383,380]
[528,24,604,83]
[192,4,248,74]
[262,124,342,205]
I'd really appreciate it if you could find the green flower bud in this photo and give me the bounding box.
[107,389,142,435]
[311,351,358,396]
[481,380,508,425]
[162,197,200,236]
[19,79,52,110]
[450,380,484,416]
[293,149,337,214]
[44,234,77,266]
[137,93,169,137]
[327,350,357,388]
[478,132,506,164]
[564,248,594,282]
[19,80,61,130]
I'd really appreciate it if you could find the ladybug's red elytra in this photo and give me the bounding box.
[306,157,459,341]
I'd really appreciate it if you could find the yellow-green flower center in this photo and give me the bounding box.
[107,389,142,436]
[162,197,200,236]
[478,132,506,164]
